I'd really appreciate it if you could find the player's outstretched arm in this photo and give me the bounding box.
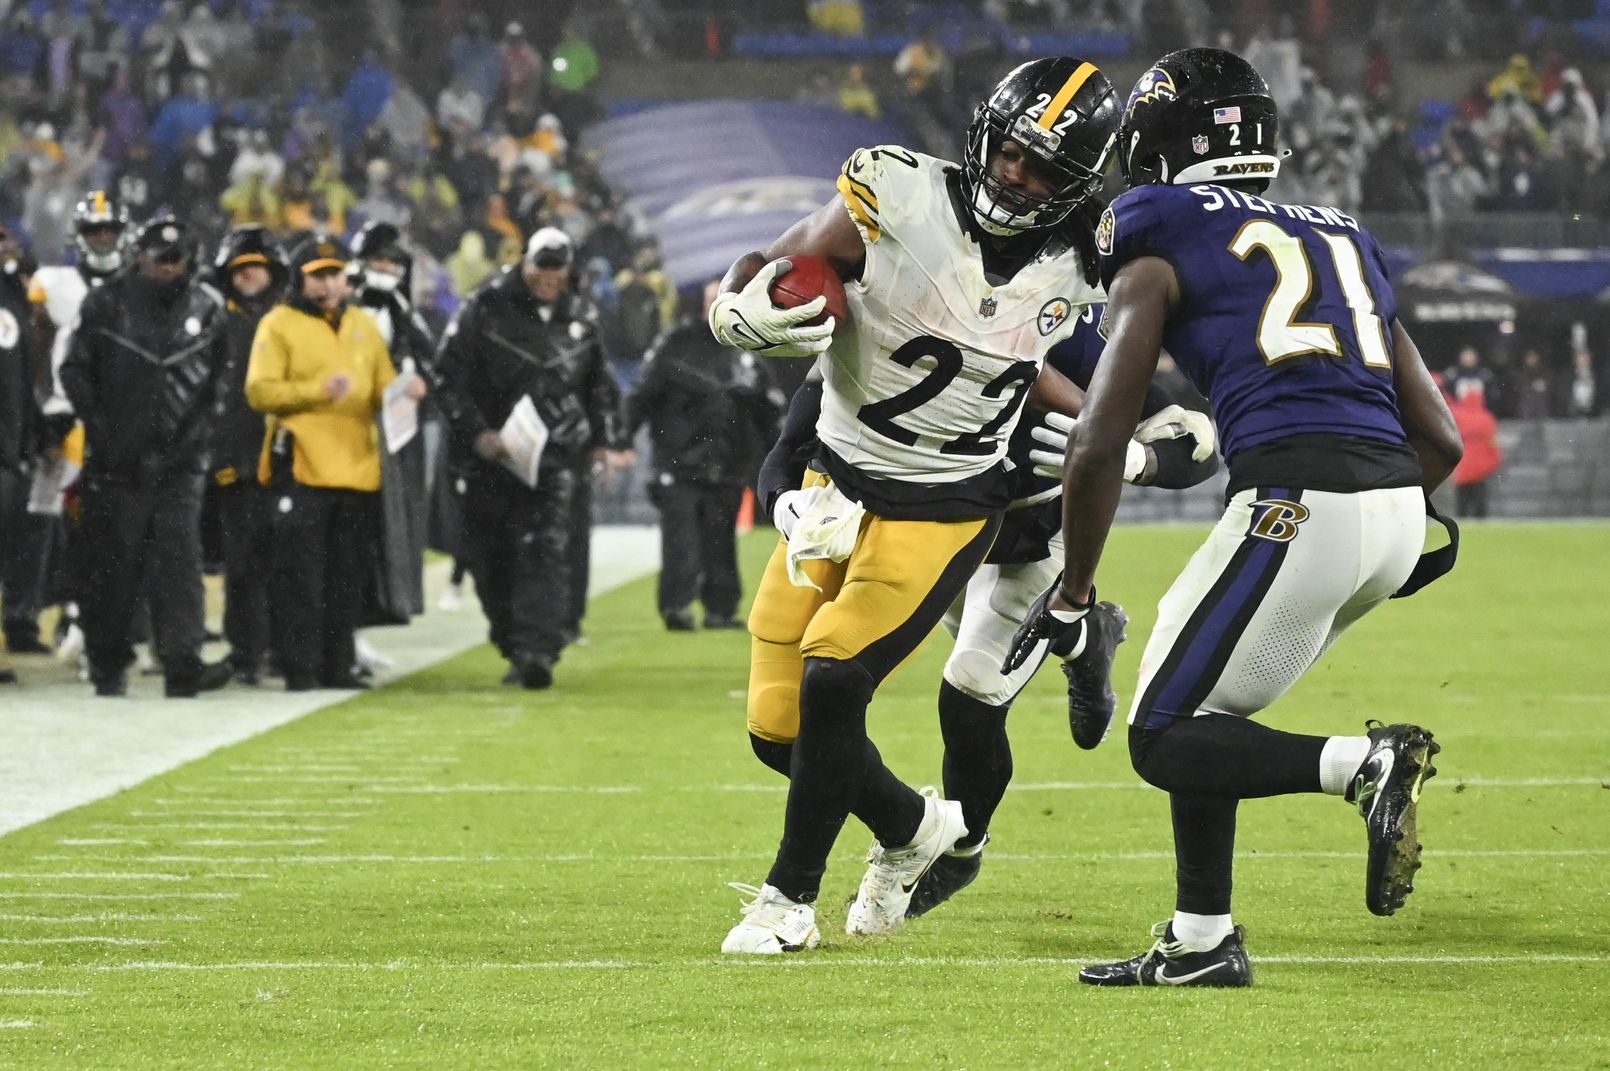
[1390,318,1462,492]
[1057,257,1176,608]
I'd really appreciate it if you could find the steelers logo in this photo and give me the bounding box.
[1037,297,1072,336]
[0,308,17,350]
[1095,206,1115,257]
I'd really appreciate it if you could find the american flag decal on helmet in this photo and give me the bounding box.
[1213,106,1241,124]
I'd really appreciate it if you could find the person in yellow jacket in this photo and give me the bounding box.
[245,234,412,691]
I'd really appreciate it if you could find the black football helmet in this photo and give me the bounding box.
[962,57,1119,235]
[72,190,130,276]
[1118,47,1280,189]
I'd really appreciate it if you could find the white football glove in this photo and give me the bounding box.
[1028,411,1148,485]
[708,259,837,358]
[774,483,865,590]
[1134,404,1217,462]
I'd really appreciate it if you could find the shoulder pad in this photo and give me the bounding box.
[1097,185,1184,290]
[837,144,926,245]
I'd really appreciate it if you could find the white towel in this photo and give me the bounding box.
[779,483,866,590]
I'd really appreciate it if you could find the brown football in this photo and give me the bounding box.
[768,255,849,328]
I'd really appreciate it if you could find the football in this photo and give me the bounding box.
[768,254,848,328]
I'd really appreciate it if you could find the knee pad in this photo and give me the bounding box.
[750,732,793,778]
[799,656,875,728]
[747,637,802,744]
[943,646,1019,708]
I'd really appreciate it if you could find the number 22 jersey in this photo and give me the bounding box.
[820,145,1102,519]
[1097,183,1421,492]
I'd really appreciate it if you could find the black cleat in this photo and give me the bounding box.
[518,656,554,690]
[1080,921,1252,987]
[1351,721,1440,916]
[1059,601,1127,750]
[904,840,985,919]
[5,635,52,656]
[663,608,696,632]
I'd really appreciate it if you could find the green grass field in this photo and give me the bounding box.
[2,523,1607,1069]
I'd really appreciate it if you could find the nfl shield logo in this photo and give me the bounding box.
[979,295,997,318]
[1192,135,1210,155]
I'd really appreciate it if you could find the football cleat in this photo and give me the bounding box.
[1351,721,1440,916]
[720,882,820,954]
[1079,921,1252,987]
[904,836,986,919]
[1061,601,1128,750]
[845,787,967,936]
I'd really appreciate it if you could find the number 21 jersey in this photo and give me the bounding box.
[1097,183,1410,467]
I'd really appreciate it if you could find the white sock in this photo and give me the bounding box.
[944,833,989,858]
[1319,735,1372,796]
[1171,911,1233,951]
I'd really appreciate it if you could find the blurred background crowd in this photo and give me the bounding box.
[1,0,1608,691]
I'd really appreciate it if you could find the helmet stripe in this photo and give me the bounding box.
[1038,61,1098,131]
[93,190,106,214]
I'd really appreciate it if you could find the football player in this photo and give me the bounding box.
[1004,48,1464,986]
[755,304,1221,922]
[708,57,1120,954]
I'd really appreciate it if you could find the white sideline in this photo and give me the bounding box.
[0,527,659,838]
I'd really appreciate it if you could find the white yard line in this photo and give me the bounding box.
[0,528,659,838]
[0,1020,37,1029]
[40,847,1608,867]
[0,913,200,923]
[0,892,238,901]
[0,953,1600,974]
[91,823,348,832]
[362,777,1607,795]
[0,937,167,946]
[0,988,88,996]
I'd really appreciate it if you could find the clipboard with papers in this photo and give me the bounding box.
[499,394,549,488]
[381,368,422,454]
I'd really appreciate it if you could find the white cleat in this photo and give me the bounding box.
[720,882,820,955]
[437,582,464,613]
[354,636,394,672]
[845,787,968,937]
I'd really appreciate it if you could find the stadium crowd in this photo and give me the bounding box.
[0,0,1605,692]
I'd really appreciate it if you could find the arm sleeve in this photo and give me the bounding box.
[429,301,491,448]
[1137,434,1219,489]
[756,376,822,518]
[243,314,328,415]
[622,339,670,437]
[57,299,100,441]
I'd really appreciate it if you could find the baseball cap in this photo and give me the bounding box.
[294,234,351,275]
[524,227,573,270]
[136,217,190,262]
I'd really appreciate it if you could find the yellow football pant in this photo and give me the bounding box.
[746,472,999,744]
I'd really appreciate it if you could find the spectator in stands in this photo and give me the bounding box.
[838,63,879,120]
[1568,349,1598,418]
[1488,54,1542,106]
[1242,16,1302,107]
[1363,116,1428,212]
[1493,138,1554,211]
[445,230,496,297]
[498,22,541,104]
[447,14,500,103]
[1446,346,1497,405]
[437,71,487,132]
[1517,349,1553,421]
[1451,386,1501,518]
[808,0,866,37]
[1427,140,1489,223]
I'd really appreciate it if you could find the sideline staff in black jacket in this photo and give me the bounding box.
[59,217,231,697]
[208,225,287,684]
[433,227,627,689]
[625,283,784,630]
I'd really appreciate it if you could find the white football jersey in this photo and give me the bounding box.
[28,265,96,416]
[819,145,1102,485]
